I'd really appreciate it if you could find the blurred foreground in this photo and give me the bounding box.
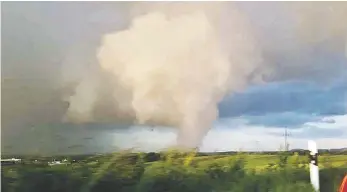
[2,151,347,192]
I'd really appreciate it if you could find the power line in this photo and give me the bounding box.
[283,127,291,151]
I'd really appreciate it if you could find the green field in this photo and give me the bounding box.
[2,151,347,192]
[188,154,347,171]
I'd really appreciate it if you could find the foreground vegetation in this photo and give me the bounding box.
[2,151,347,192]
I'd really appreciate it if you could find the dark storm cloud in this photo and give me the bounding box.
[2,2,347,154]
[267,127,345,139]
[237,1,347,84]
[244,112,321,128]
[219,79,347,120]
[1,2,131,137]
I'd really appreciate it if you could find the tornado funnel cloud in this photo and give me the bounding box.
[65,3,264,149]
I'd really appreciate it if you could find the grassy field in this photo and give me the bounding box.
[2,151,347,192]
[176,153,347,171]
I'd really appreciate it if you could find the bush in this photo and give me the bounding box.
[87,153,145,192]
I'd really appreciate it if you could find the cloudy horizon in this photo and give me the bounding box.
[3,79,346,154]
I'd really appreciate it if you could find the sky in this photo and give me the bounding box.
[1,2,347,154]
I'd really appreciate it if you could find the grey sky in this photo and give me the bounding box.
[1,2,346,154]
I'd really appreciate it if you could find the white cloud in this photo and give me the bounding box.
[304,115,347,129]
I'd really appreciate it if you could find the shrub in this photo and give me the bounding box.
[87,152,145,192]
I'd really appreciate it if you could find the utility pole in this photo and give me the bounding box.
[254,140,260,152]
[283,127,291,151]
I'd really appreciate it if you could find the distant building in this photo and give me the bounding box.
[1,158,21,166]
[48,159,68,166]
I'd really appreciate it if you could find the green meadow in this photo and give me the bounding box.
[2,151,347,192]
